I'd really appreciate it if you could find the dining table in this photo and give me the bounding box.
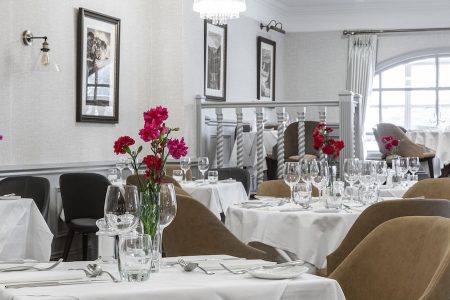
[180,180,248,218]
[226,198,373,269]
[0,257,346,300]
[0,198,53,261]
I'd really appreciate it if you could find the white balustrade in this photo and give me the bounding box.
[256,108,265,184]
[235,108,244,168]
[297,108,306,160]
[215,108,224,168]
[276,107,285,179]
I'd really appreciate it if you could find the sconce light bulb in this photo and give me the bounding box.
[41,51,50,66]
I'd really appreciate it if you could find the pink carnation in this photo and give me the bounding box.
[143,106,168,127]
[0,135,3,141]
[168,137,188,159]
[139,123,160,142]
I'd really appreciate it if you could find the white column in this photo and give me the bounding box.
[256,108,265,185]
[318,107,327,160]
[215,108,224,168]
[235,108,244,168]
[353,93,363,159]
[276,107,286,179]
[297,108,306,160]
[339,91,356,177]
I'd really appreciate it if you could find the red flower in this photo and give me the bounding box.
[381,136,393,143]
[0,134,3,141]
[385,143,392,151]
[168,137,188,159]
[334,140,345,150]
[391,139,399,146]
[139,123,160,142]
[313,135,324,150]
[322,144,335,155]
[143,155,163,172]
[113,136,135,155]
[325,127,333,133]
[143,106,168,127]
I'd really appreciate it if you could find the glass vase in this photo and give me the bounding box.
[140,189,161,273]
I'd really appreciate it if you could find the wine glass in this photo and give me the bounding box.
[180,157,191,183]
[300,159,315,187]
[104,185,140,234]
[396,157,409,186]
[198,157,209,182]
[408,157,420,181]
[375,161,388,187]
[115,157,127,183]
[360,161,376,187]
[311,160,329,203]
[344,158,361,203]
[172,170,183,182]
[283,162,301,202]
[159,183,177,268]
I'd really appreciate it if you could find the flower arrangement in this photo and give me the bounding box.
[381,135,399,156]
[312,122,345,162]
[113,106,188,236]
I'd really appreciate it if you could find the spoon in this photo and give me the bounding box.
[87,264,120,282]
[178,259,214,275]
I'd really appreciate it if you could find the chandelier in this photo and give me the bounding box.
[193,0,246,25]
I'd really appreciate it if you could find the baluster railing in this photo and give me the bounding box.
[235,108,244,168]
[276,107,285,179]
[256,108,264,185]
[215,108,224,168]
[318,107,327,160]
[297,108,306,160]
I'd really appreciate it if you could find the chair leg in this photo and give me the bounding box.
[82,233,89,261]
[62,229,74,261]
[428,158,434,178]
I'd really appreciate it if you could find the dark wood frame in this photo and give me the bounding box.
[76,8,120,123]
[204,20,227,101]
[257,36,276,101]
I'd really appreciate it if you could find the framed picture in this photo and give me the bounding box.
[77,8,120,123]
[257,37,276,101]
[204,21,227,101]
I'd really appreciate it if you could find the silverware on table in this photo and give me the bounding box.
[178,258,215,275]
[220,260,305,275]
[219,263,247,274]
[0,259,63,272]
[5,279,110,289]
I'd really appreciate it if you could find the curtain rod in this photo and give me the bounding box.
[343,27,450,36]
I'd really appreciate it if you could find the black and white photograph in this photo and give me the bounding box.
[77,8,120,123]
[204,21,227,101]
[257,37,276,101]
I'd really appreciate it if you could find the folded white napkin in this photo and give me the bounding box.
[0,270,85,284]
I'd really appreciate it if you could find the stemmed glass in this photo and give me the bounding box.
[283,162,301,202]
[104,185,141,234]
[180,157,191,183]
[198,157,209,182]
[300,159,316,187]
[396,157,409,186]
[375,161,388,187]
[344,158,361,203]
[408,157,420,182]
[159,184,177,268]
[115,157,127,183]
[311,160,329,203]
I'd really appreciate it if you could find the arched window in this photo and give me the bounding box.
[365,52,450,152]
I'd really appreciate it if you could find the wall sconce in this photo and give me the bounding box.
[260,20,286,34]
[22,30,60,72]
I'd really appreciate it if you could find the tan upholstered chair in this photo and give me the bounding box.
[326,199,450,276]
[126,174,182,191]
[403,178,450,200]
[377,123,436,177]
[163,193,279,261]
[329,216,450,300]
[256,179,319,198]
[165,164,192,181]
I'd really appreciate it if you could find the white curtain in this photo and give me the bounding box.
[346,34,378,159]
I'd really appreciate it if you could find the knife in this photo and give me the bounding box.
[5,279,110,289]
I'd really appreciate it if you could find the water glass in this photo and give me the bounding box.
[104,185,140,234]
[360,160,376,187]
[119,234,152,282]
[180,157,191,182]
[359,185,379,205]
[208,170,218,184]
[396,157,409,185]
[284,162,301,202]
[172,170,183,182]
[311,160,329,202]
[326,181,344,210]
[375,161,387,186]
[198,157,210,182]
[344,158,361,203]
[292,183,311,209]
[115,157,127,182]
[409,157,420,177]
[107,168,118,183]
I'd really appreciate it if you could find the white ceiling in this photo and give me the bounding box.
[244,0,450,32]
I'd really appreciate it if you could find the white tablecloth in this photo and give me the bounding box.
[229,130,278,170]
[226,200,364,268]
[407,130,450,163]
[0,260,345,300]
[0,198,53,261]
[377,186,408,198]
[180,181,248,218]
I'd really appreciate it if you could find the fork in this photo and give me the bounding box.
[219,263,247,274]
[0,258,62,272]
[178,259,215,275]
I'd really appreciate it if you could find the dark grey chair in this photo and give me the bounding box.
[0,176,50,220]
[59,173,110,261]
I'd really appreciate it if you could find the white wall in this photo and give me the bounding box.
[0,0,152,166]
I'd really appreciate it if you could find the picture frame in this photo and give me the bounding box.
[76,8,120,123]
[204,20,227,101]
[257,37,276,101]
